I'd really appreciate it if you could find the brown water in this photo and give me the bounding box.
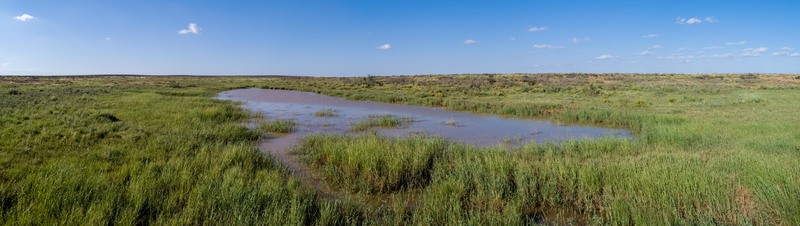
[218,88,630,148]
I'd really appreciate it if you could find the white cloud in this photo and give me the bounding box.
[178,23,201,35]
[704,17,719,23]
[105,37,111,41]
[676,17,703,24]
[642,34,659,38]
[686,18,702,24]
[741,47,768,57]
[533,44,563,49]
[510,37,516,41]
[726,41,746,45]
[14,14,34,22]
[772,51,791,56]
[376,44,392,50]
[659,55,696,60]
[773,47,799,57]
[677,47,690,52]
[650,45,663,49]
[639,51,656,56]
[528,26,547,32]
[595,55,615,60]
[571,37,590,44]
[463,39,476,45]
[711,53,734,58]
[702,46,722,50]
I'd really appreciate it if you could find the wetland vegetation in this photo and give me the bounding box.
[1,74,799,224]
[349,114,413,132]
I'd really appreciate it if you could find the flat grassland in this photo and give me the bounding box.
[1,74,799,225]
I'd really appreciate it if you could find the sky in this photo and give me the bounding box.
[1,0,799,76]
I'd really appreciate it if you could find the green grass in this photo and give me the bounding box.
[349,114,413,131]
[0,76,361,225]
[2,74,800,224]
[314,108,339,117]
[258,118,297,134]
[299,134,448,194]
[261,74,800,224]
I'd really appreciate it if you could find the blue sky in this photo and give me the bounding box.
[1,0,799,76]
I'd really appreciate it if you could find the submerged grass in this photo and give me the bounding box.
[2,74,800,224]
[314,108,339,118]
[349,114,413,131]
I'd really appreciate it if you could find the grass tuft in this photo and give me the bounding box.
[258,118,297,134]
[314,108,339,117]
[349,114,412,131]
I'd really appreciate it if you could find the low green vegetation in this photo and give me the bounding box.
[300,134,449,194]
[314,108,339,117]
[349,114,413,131]
[0,76,353,225]
[1,74,800,224]
[258,118,297,134]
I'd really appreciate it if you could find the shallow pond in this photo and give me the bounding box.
[217,88,630,149]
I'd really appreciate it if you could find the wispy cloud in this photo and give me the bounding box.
[702,46,722,50]
[528,26,547,32]
[704,17,719,23]
[676,17,703,25]
[726,41,746,45]
[14,14,34,22]
[639,51,656,56]
[376,44,392,50]
[711,53,734,58]
[463,39,476,45]
[677,47,690,52]
[650,45,663,49]
[642,34,659,38]
[510,37,517,41]
[659,55,696,60]
[773,47,799,57]
[741,47,768,57]
[178,23,201,35]
[595,55,616,60]
[571,37,590,44]
[533,44,563,49]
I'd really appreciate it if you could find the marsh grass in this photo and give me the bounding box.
[295,133,791,225]
[314,108,339,117]
[260,73,800,224]
[0,77,359,225]
[2,74,800,225]
[299,134,448,194]
[258,118,297,134]
[349,114,413,131]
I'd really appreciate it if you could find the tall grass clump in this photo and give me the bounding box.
[298,134,449,193]
[349,114,412,131]
[258,118,297,134]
